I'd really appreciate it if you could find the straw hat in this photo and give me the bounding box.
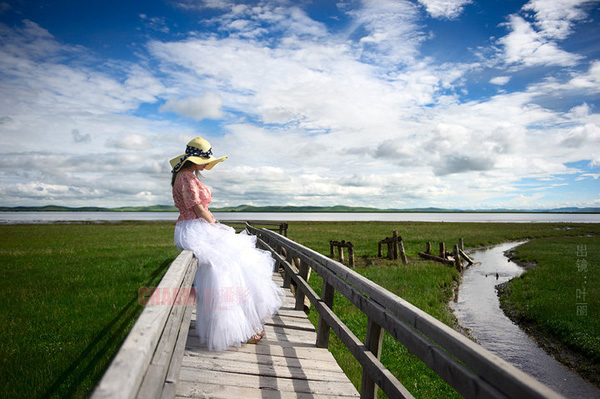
[169,137,228,173]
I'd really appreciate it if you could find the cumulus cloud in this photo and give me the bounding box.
[498,15,582,67]
[560,124,600,148]
[417,0,472,19]
[522,0,595,40]
[106,134,153,150]
[344,0,425,65]
[160,92,224,120]
[490,76,511,85]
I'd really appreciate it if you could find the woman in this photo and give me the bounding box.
[170,137,284,351]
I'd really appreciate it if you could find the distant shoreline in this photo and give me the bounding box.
[0,205,599,214]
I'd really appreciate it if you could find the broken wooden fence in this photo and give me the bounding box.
[377,230,408,264]
[330,240,355,268]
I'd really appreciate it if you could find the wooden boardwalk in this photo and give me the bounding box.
[176,273,360,399]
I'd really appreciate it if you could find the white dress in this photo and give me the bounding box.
[173,171,284,351]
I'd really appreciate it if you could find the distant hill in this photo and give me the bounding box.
[0,205,598,213]
[0,205,178,212]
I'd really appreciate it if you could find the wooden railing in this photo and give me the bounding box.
[247,224,564,399]
[224,220,288,236]
[91,250,196,399]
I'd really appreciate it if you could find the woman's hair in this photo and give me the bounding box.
[171,161,203,187]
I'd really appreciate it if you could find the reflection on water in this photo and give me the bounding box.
[452,241,600,398]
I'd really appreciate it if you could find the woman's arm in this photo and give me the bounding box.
[192,204,215,223]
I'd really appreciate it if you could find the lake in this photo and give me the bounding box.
[0,211,598,224]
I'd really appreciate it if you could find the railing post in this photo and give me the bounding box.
[316,278,335,348]
[295,259,309,311]
[283,249,293,288]
[361,317,384,399]
[392,230,399,259]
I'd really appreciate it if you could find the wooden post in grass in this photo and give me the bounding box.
[439,242,446,258]
[399,238,408,264]
[330,240,355,268]
[378,233,408,264]
[454,244,463,271]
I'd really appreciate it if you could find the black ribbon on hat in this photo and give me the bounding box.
[172,145,213,173]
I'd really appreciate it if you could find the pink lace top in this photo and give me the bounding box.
[172,170,215,223]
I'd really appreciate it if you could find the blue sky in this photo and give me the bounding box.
[0,0,598,210]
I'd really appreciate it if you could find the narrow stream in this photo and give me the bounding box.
[452,241,600,398]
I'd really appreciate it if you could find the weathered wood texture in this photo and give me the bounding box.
[91,250,197,399]
[248,224,564,399]
[176,272,360,399]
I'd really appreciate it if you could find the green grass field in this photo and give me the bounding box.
[0,222,179,398]
[0,220,598,398]
[500,235,600,386]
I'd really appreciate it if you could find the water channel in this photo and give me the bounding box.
[452,241,600,398]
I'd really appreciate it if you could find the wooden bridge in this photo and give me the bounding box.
[91,224,563,399]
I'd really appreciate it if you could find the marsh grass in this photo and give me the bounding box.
[0,222,179,399]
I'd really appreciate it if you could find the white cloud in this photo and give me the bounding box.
[560,123,600,148]
[498,15,582,67]
[106,134,153,150]
[522,0,595,40]
[344,0,425,65]
[160,92,224,120]
[490,76,511,85]
[417,0,472,19]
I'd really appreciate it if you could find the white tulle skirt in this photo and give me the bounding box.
[174,219,284,351]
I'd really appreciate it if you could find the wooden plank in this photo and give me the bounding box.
[187,340,338,362]
[175,382,356,399]
[183,348,348,372]
[264,313,316,332]
[180,356,350,382]
[177,368,359,397]
[261,325,318,345]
